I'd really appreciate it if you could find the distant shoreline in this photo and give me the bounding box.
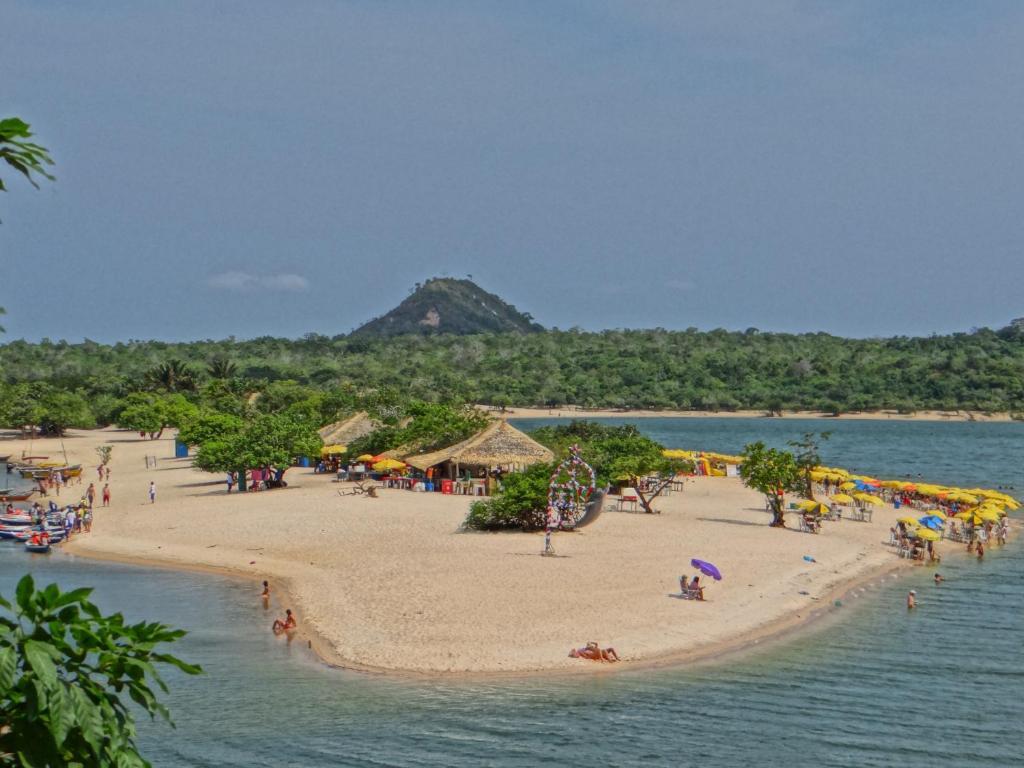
[486,406,1020,423]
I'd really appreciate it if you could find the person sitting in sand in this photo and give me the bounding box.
[689,576,705,601]
[272,608,296,634]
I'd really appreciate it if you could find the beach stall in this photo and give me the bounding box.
[318,412,379,475]
[405,421,554,495]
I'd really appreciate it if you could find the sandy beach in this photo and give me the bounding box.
[1,427,933,676]
[487,406,1019,422]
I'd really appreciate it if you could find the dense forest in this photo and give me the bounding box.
[2,323,1024,432]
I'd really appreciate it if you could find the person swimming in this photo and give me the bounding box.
[907,590,916,609]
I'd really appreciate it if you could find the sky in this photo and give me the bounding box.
[3,0,1024,342]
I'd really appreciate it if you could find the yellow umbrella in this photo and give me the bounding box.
[373,458,406,471]
[855,493,883,505]
[913,528,941,542]
[927,509,947,521]
[839,481,857,491]
[320,444,347,456]
[797,501,830,516]
[946,491,978,504]
[879,480,904,489]
[898,516,920,526]
[355,454,375,462]
[973,508,1002,522]
[831,493,855,504]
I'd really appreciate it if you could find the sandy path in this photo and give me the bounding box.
[5,428,916,674]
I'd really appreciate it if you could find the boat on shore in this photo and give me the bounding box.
[0,490,36,502]
[19,463,82,480]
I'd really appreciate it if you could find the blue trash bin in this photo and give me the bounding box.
[299,456,310,468]
[174,441,188,458]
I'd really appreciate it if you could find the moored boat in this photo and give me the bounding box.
[0,490,36,502]
[24,541,51,554]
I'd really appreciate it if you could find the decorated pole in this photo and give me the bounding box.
[546,444,597,530]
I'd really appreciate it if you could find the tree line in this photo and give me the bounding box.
[3,323,1024,432]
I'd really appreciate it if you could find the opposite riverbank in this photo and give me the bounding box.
[3,427,940,676]
[486,406,1019,422]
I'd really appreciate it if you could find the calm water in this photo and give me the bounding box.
[2,419,1022,767]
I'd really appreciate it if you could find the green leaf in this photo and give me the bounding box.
[24,639,60,689]
[15,574,36,612]
[0,645,17,689]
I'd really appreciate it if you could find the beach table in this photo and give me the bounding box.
[616,494,639,512]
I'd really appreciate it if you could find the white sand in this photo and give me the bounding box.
[6,428,918,674]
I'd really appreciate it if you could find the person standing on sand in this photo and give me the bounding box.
[105,465,111,481]
[102,483,110,507]
[227,472,235,493]
[148,481,156,504]
[86,483,96,508]
[907,590,916,609]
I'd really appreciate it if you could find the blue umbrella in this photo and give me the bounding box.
[918,515,944,530]
[690,558,723,581]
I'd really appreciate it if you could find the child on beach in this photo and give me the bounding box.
[148,481,156,504]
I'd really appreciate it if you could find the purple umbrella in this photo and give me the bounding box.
[691,558,722,581]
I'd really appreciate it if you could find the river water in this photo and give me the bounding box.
[2,419,1022,767]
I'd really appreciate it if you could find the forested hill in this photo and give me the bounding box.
[352,278,543,336]
[2,325,1024,418]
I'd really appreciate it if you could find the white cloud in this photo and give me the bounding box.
[207,271,309,293]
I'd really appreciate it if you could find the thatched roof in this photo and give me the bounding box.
[318,412,377,446]
[405,420,553,471]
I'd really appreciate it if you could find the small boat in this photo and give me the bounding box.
[0,491,36,502]
[20,463,82,480]
[0,514,34,526]
[24,541,51,554]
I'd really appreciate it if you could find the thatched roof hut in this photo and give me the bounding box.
[318,412,377,447]
[405,420,553,472]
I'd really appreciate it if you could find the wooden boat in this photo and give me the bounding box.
[0,490,36,502]
[20,463,82,480]
[24,540,51,554]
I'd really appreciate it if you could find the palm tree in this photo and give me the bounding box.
[145,359,198,392]
[207,356,238,380]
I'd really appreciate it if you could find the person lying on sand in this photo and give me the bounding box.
[272,609,297,634]
[569,641,619,662]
